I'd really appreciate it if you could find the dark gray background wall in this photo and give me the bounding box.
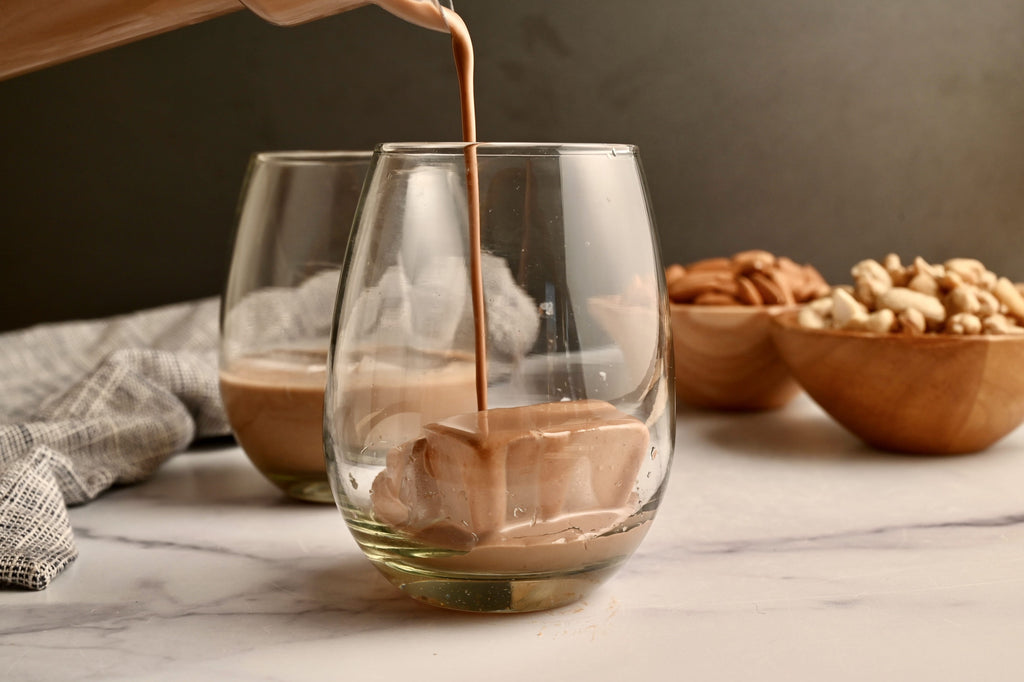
[2,0,1024,331]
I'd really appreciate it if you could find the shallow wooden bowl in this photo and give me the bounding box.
[770,310,1024,454]
[670,303,801,411]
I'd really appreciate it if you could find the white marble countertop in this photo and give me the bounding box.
[4,394,1024,681]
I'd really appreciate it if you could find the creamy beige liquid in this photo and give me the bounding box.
[220,350,328,485]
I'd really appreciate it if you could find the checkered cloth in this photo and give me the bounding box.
[0,299,230,589]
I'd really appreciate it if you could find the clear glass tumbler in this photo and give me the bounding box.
[220,151,371,503]
[325,143,675,612]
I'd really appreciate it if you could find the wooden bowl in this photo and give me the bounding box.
[770,310,1024,454]
[670,303,801,411]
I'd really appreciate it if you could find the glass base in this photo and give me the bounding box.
[371,559,624,613]
[265,472,334,504]
[342,506,654,612]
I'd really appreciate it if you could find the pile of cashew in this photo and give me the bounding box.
[798,254,1024,335]
[666,250,830,306]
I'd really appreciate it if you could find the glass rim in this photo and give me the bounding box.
[252,150,373,165]
[374,142,639,157]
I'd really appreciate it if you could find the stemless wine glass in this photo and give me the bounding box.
[219,150,371,503]
[324,143,675,612]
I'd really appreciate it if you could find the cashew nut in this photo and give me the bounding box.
[898,308,927,334]
[945,285,981,316]
[907,272,940,297]
[851,259,893,308]
[946,312,983,335]
[877,287,946,324]
[864,308,897,334]
[832,288,869,329]
[798,306,827,329]
[994,277,1024,322]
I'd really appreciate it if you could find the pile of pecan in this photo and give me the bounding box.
[799,254,1024,335]
[665,250,830,306]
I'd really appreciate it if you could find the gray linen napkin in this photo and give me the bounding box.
[0,298,230,590]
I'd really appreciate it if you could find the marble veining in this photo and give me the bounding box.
[687,510,1024,556]
[4,395,1024,681]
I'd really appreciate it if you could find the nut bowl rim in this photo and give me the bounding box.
[770,308,1024,345]
[669,302,800,317]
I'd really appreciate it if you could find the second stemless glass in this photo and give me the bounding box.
[220,151,370,503]
[324,143,675,612]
